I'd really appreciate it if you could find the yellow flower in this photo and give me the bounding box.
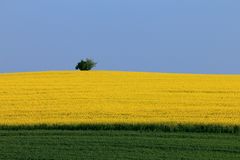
[0,71,239,126]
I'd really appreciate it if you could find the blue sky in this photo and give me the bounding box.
[0,0,240,73]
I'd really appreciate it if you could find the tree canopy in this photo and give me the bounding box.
[75,58,97,71]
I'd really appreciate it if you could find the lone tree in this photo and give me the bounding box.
[75,58,97,71]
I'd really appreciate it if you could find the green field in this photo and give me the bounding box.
[0,130,239,160]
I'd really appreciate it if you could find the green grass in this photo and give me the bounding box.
[0,130,239,160]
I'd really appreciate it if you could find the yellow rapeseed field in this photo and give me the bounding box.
[0,71,240,125]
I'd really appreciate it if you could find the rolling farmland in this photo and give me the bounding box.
[0,71,240,159]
